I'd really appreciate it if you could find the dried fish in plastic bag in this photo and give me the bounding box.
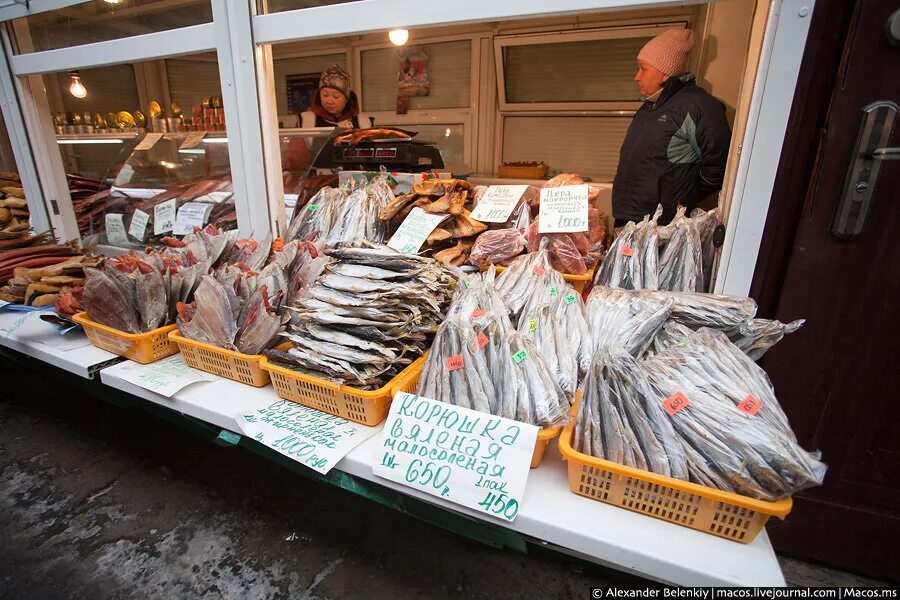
[728,318,805,360]
[585,287,672,357]
[517,304,578,403]
[594,222,642,290]
[690,207,720,291]
[648,320,695,357]
[642,329,826,500]
[549,284,591,376]
[287,186,344,244]
[576,349,688,478]
[658,215,703,292]
[659,290,757,329]
[495,245,566,323]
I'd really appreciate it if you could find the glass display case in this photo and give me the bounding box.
[72,131,235,248]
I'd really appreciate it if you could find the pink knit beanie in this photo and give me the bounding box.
[638,28,696,76]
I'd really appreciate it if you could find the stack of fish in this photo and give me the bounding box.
[575,349,688,478]
[176,239,321,355]
[265,244,455,389]
[640,328,827,500]
[575,330,826,501]
[417,318,570,428]
[287,173,394,248]
[585,287,673,358]
[657,207,703,292]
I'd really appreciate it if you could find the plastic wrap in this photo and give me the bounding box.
[659,290,758,329]
[728,318,805,360]
[658,215,703,292]
[585,287,673,358]
[468,229,527,267]
[594,222,641,289]
[550,284,591,376]
[494,246,567,323]
[518,304,578,403]
[691,207,720,291]
[641,328,826,500]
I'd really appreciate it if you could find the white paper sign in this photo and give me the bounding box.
[153,199,177,235]
[538,184,589,233]
[134,132,163,151]
[111,186,167,199]
[180,130,207,149]
[207,191,232,204]
[469,185,529,223]
[104,213,129,245]
[387,207,449,254]
[114,354,218,397]
[236,399,380,474]
[173,202,213,236]
[129,209,150,241]
[373,392,539,522]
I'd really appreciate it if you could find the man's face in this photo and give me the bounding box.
[320,87,348,116]
[635,60,668,97]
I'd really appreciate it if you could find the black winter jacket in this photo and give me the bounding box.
[612,74,731,225]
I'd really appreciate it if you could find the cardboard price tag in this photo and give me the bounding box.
[373,393,539,522]
[537,184,589,233]
[445,355,465,371]
[134,132,163,151]
[173,202,213,236]
[387,207,449,254]
[468,185,528,223]
[622,246,634,257]
[104,213,128,245]
[128,209,150,241]
[476,332,489,350]
[471,309,486,318]
[663,392,690,416]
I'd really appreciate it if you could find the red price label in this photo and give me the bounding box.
[532,266,545,276]
[663,392,690,416]
[476,332,489,349]
[621,246,634,257]
[446,355,464,371]
[471,309,486,318]
[737,394,763,416]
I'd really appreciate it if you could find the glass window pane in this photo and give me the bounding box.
[44,53,237,248]
[382,123,466,173]
[273,53,346,118]
[260,0,361,14]
[503,36,653,103]
[10,0,212,54]
[361,40,471,112]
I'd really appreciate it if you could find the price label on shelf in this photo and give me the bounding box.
[538,184,589,233]
[153,199,177,235]
[104,213,128,245]
[173,202,213,236]
[134,132,163,151]
[180,130,207,149]
[387,207,449,254]
[236,399,379,475]
[373,392,538,522]
[129,209,150,241]
[468,185,529,223]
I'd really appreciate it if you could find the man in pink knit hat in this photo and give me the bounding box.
[612,28,731,226]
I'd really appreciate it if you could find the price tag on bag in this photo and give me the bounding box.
[663,392,690,416]
[469,185,528,223]
[373,392,538,522]
[445,355,464,371]
[737,394,763,416]
[538,184,589,233]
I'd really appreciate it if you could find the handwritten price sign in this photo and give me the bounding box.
[373,392,538,522]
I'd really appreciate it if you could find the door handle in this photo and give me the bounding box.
[872,147,900,160]
[832,101,898,239]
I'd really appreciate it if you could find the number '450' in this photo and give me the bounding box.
[478,491,518,520]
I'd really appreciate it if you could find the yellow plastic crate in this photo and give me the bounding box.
[258,353,426,426]
[73,312,178,364]
[169,331,279,388]
[558,422,793,543]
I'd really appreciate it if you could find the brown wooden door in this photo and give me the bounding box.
[758,0,900,581]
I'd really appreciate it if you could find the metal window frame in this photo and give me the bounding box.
[493,23,682,112]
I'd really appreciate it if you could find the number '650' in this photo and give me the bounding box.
[405,459,451,489]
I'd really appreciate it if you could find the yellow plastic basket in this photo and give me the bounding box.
[73,312,178,364]
[481,264,594,292]
[258,353,426,426]
[169,331,279,388]
[558,422,793,543]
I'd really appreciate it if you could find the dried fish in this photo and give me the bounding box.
[585,287,672,358]
[727,318,805,360]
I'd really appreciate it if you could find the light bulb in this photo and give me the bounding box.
[68,72,86,98]
[104,0,121,4]
[389,29,409,46]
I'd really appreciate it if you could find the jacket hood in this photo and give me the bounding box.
[310,90,360,124]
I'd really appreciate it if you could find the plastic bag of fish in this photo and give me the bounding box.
[265,244,455,390]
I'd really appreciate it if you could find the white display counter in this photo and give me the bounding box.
[0,321,787,587]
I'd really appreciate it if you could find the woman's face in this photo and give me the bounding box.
[320,87,348,116]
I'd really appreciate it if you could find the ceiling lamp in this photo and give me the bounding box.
[389,29,409,46]
[68,71,86,98]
